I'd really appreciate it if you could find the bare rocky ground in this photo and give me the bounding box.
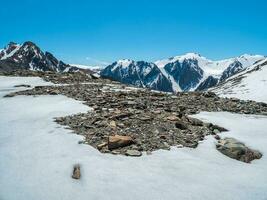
[2,70,266,160]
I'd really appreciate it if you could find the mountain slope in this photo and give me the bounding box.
[211,59,267,103]
[100,59,173,92]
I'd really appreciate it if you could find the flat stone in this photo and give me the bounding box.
[125,150,142,157]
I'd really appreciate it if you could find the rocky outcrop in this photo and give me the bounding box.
[216,138,262,163]
[196,76,219,91]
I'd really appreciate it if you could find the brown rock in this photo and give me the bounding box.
[108,135,134,150]
[72,164,81,179]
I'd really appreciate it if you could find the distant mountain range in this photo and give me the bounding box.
[1,41,266,96]
[101,53,266,92]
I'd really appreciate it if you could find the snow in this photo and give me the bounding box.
[158,66,181,92]
[0,76,53,98]
[109,59,133,72]
[1,76,267,200]
[70,64,104,71]
[212,59,267,103]
[117,59,133,68]
[0,44,21,60]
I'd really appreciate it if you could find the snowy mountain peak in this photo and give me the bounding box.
[0,41,72,72]
[155,53,209,68]
[116,59,134,69]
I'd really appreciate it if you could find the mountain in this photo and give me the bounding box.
[100,59,173,92]
[156,53,265,91]
[210,58,267,103]
[156,53,204,91]
[0,41,76,73]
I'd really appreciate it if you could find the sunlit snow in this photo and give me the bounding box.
[1,77,267,200]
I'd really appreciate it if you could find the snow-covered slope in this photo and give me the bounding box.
[211,59,267,103]
[100,59,173,92]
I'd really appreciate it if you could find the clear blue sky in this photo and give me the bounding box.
[0,0,266,66]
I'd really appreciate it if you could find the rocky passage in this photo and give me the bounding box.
[3,70,267,156]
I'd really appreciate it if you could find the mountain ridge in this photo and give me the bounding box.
[101,53,265,92]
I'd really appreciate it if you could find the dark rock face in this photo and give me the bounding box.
[164,59,203,91]
[100,60,173,92]
[196,76,219,91]
[220,61,243,82]
[0,41,78,73]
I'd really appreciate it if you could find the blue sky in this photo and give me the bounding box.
[0,0,266,66]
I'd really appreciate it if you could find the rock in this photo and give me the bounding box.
[175,121,188,130]
[112,113,133,120]
[109,120,117,129]
[211,124,228,132]
[213,129,220,134]
[214,135,221,140]
[97,142,107,150]
[139,116,152,121]
[72,164,81,179]
[167,115,179,121]
[216,138,262,163]
[188,117,203,126]
[4,93,15,98]
[14,84,31,88]
[177,144,183,148]
[125,150,142,157]
[108,135,134,150]
[48,89,60,95]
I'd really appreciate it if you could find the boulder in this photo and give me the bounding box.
[216,138,262,163]
[108,135,134,150]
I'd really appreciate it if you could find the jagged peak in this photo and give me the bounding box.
[116,59,134,67]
